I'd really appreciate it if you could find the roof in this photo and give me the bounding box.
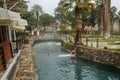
[0,7,27,31]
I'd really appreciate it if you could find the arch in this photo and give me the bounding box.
[33,39,64,46]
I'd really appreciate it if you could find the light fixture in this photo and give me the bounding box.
[89,0,96,8]
[89,0,96,4]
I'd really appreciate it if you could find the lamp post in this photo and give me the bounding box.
[75,0,95,45]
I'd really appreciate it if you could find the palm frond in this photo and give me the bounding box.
[61,2,71,14]
[31,4,43,14]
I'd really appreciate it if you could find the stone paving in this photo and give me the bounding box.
[15,44,38,80]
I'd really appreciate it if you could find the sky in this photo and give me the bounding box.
[27,0,120,16]
[27,0,59,15]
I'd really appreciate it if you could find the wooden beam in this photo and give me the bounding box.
[0,0,27,13]
[0,0,27,6]
[6,1,25,6]
[10,8,24,13]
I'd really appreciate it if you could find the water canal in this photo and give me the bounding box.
[33,41,120,80]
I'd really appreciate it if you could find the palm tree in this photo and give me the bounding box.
[31,4,43,35]
[61,0,95,45]
[103,0,111,39]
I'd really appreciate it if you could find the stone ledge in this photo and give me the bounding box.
[15,44,38,80]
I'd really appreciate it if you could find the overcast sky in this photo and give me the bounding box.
[27,0,120,16]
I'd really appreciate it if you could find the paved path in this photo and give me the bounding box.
[83,40,120,49]
[61,35,120,49]
[15,44,38,80]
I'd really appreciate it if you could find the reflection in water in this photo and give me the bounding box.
[33,42,120,80]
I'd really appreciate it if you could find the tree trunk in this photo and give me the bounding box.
[103,0,111,39]
[37,22,40,36]
[111,22,114,34]
[100,3,104,36]
[99,13,103,35]
[31,30,34,35]
[98,0,104,35]
[119,20,120,31]
[75,6,83,45]
[36,11,40,36]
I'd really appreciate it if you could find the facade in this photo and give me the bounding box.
[0,26,13,69]
[0,7,27,70]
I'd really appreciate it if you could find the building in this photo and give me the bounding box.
[0,7,27,70]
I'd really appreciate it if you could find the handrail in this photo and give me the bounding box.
[1,45,24,80]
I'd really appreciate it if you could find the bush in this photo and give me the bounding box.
[104,46,108,49]
[113,31,120,35]
[63,41,74,50]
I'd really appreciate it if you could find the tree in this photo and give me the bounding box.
[54,1,67,25]
[103,0,111,39]
[55,1,76,30]
[40,13,55,31]
[85,8,97,35]
[65,11,75,28]
[31,4,43,35]
[21,11,35,31]
[89,0,102,35]
[61,0,96,45]
[110,6,117,34]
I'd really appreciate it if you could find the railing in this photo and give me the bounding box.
[0,41,12,70]
[13,39,24,53]
[1,45,24,80]
[0,47,6,70]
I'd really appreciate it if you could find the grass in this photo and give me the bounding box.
[81,34,103,38]
[108,48,120,52]
[81,34,120,45]
[104,37,120,45]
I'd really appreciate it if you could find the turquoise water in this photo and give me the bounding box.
[33,42,120,80]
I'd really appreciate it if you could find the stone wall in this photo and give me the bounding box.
[76,46,120,69]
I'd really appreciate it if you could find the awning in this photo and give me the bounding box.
[12,26,25,31]
[12,19,28,31]
[0,7,21,26]
[17,19,28,26]
[0,8,28,31]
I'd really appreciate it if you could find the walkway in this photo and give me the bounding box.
[61,35,120,49]
[15,40,38,80]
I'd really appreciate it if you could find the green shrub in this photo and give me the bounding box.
[63,41,74,50]
[113,31,120,35]
[104,46,108,49]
